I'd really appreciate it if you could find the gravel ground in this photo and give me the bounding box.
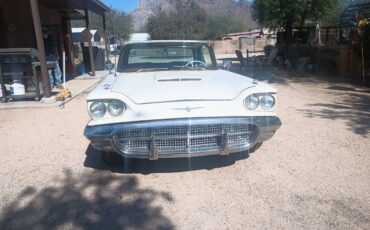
[0,68,369,230]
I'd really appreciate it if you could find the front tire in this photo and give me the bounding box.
[101,151,124,167]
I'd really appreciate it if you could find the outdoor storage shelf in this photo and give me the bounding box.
[0,48,44,102]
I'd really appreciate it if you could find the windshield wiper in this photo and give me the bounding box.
[136,68,169,72]
[172,65,206,71]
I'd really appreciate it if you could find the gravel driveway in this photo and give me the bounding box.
[0,68,369,230]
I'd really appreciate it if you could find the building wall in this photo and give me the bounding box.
[213,40,239,54]
[0,6,6,47]
[213,38,276,55]
[0,0,34,48]
[0,0,62,48]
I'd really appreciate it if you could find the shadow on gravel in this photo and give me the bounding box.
[0,169,174,230]
[326,85,370,93]
[292,195,370,229]
[300,90,370,137]
[84,145,251,174]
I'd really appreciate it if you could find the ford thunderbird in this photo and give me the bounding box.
[84,40,281,164]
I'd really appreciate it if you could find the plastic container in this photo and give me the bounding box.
[10,81,26,95]
[78,63,85,75]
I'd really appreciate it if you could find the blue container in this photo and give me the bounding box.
[78,63,85,75]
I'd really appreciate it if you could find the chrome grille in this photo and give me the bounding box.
[152,126,187,136]
[119,140,150,152]
[156,139,187,150]
[117,129,151,138]
[228,133,249,145]
[224,124,252,133]
[115,123,258,155]
[190,124,222,135]
[190,137,219,148]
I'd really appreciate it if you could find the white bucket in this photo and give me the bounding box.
[10,82,26,95]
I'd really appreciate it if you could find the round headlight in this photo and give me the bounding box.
[245,95,259,110]
[90,102,107,118]
[108,100,125,116]
[261,94,275,110]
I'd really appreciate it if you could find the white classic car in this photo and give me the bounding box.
[84,40,281,164]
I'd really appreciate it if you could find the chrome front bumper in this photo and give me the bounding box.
[84,116,281,160]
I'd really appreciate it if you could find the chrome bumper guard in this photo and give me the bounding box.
[84,117,281,160]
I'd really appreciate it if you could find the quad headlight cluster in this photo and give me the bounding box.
[245,94,275,110]
[90,100,126,118]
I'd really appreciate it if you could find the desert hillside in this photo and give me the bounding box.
[131,0,256,31]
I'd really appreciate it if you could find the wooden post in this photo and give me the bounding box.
[326,28,330,43]
[361,41,366,83]
[30,0,51,97]
[103,14,109,62]
[84,6,95,76]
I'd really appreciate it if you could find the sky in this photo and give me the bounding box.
[101,0,139,12]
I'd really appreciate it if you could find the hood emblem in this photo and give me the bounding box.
[103,84,111,90]
[173,106,204,112]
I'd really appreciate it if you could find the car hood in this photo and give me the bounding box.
[111,70,256,104]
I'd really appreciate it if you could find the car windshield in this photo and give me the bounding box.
[117,42,218,72]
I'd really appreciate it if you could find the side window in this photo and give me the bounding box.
[202,46,213,66]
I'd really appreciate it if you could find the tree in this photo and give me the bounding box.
[105,9,132,40]
[71,9,132,40]
[322,0,370,26]
[146,12,177,40]
[205,16,248,39]
[253,0,339,43]
[239,0,249,8]
[147,0,207,40]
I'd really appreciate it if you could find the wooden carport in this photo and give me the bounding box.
[30,0,110,98]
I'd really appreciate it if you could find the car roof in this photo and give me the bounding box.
[124,40,209,45]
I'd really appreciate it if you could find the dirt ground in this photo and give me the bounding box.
[0,68,369,230]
